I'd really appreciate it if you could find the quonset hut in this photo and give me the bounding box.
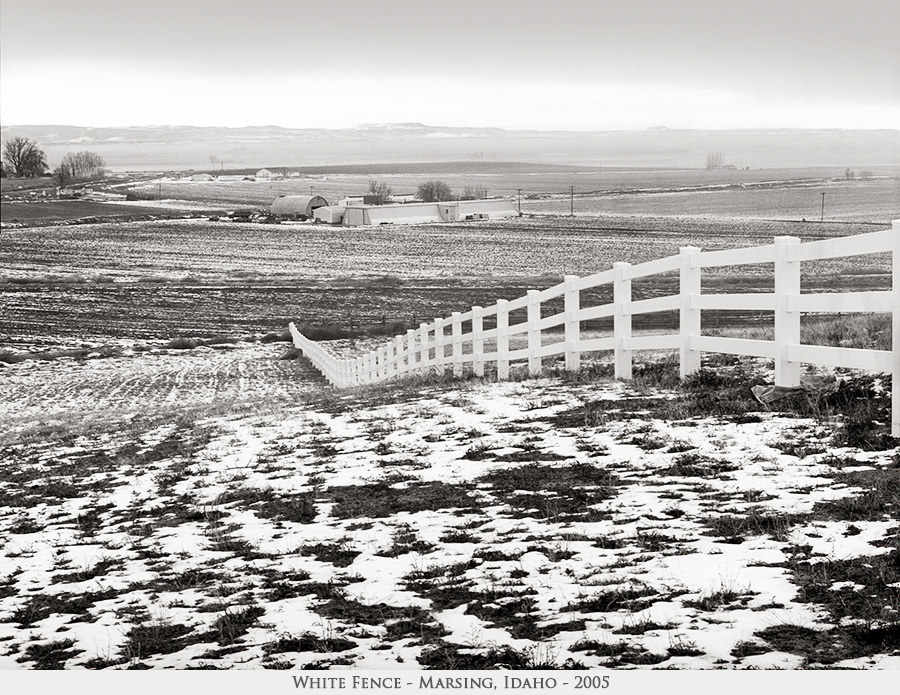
[269,195,329,220]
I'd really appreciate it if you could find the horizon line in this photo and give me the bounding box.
[2,122,900,134]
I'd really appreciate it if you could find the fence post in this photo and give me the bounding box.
[376,347,385,381]
[679,246,702,378]
[382,343,392,380]
[451,312,463,377]
[892,220,899,437]
[360,352,370,384]
[564,275,581,371]
[774,236,801,387]
[472,306,485,376]
[406,329,417,373]
[433,317,445,374]
[419,323,430,369]
[393,335,404,377]
[527,289,542,375]
[613,262,632,380]
[497,299,510,379]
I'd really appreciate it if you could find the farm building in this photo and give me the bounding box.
[191,173,214,181]
[270,194,329,219]
[340,199,517,226]
[256,169,273,178]
[313,206,345,224]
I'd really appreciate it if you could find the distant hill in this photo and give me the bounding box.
[1,123,897,171]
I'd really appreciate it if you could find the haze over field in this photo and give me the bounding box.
[1,123,898,171]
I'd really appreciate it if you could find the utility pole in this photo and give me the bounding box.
[820,192,825,222]
[569,185,574,216]
[516,188,522,215]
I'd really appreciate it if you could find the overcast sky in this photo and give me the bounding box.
[1,0,898,129]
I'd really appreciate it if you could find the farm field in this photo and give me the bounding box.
[2,216,889,284]
[1,215,891,348]
[125,168,900,223]
[0,200,204,225]
[525,179,899,222]
[0,341,321,438]
[4,166,894,232]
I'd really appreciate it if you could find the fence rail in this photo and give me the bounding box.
[290,220,900,436]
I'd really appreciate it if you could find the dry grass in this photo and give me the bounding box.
[710,312,891,351]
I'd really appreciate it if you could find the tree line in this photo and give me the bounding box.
[369,179,485,203]
[2,136,105,185]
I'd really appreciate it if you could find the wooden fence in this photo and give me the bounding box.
[290,221,900,436]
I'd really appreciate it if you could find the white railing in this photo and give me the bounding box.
[290,221,900,436]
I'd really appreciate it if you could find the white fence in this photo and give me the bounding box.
[290,221,900,436]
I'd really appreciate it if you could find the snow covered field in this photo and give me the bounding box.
[1,351,897,670]
[0,342,320,441]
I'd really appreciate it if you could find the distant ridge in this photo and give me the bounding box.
[1,123,897,171]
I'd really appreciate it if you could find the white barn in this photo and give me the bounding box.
[340,199,517,227]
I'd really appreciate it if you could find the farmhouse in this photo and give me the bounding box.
[256,168,273,178]
[270,194,329,219]
[336,199,517,226]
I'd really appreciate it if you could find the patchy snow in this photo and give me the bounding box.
[1,361,897,670]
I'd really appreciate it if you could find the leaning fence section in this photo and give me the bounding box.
[290,221,900,436]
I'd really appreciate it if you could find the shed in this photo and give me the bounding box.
[313,206,345,224]
[270,194,329,219]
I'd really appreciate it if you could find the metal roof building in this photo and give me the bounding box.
[270,194,329,219]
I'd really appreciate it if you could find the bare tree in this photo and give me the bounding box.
[367,179,392,204]
[417,180,453,202]
[53,165,74,188]
[58,151,106,180]
[3,136,48,177]
[463,185,488,199]
[705,151,724,170]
